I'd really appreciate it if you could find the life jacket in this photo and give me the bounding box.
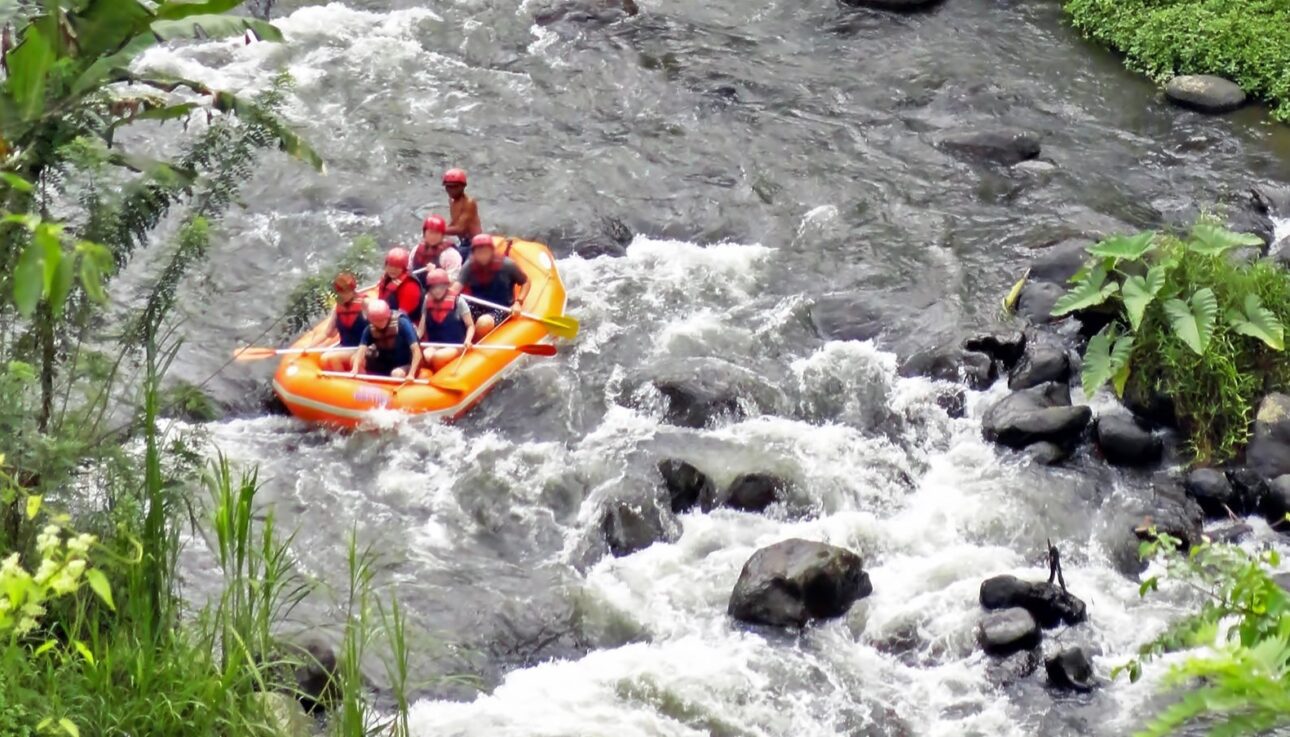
[463,257,515,307]
[364,316,415,371]
[334,298,368,347]
[422,295,467,345]
[380,274,423,324]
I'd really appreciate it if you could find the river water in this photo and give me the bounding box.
[129,0,1290,734]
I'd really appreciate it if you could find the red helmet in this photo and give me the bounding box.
[423,215,446,234]
[366,299,392,326]
[471,233,494,250]
[426,268,451,287]
[442,168,467,185]
[385,246,410,270]
[332,272,357,291]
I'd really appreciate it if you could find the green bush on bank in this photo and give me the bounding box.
[1064,0,1290,121]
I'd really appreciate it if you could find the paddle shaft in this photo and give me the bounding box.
[320,370,429,385]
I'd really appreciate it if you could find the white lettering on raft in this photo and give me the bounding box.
[354,386,391,407]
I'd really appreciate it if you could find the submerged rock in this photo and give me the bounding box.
[646,358,780,428]
[601,496,678,557]
[977,608,1041,656]
[935,386,967,419]
[1206,522,1253,544]
[1123,380,1178,429]
[532,0,638,26]
[985,647,1041,687]
[1247,393,1290,481]
[1262,475,1290,531]
[979,575,1087,628]
[900,346,997,390]
[982,382,1091,449]
[1045,647,1096,692]
[1183,468,1241,517]
[709,473,789,513]
[285,635,337,713]
[1008,342,1070,391]
[1026,238,1094,285]
[1095,415,1162,467]
[657,459,714,514]
[728,539,872,628]
[1015,281,1066,325]
[841,0,943,10]
[1165,75,1247,114]
[934,128,1041,166]
[1136,477,1205,549]
[963,327,1027,370]
[1025,441,1070,466]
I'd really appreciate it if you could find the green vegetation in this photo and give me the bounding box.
[1054,221,1290,463]
[0,0,426,734]
[1119,533,1290,737]
[1064,0,1290,121]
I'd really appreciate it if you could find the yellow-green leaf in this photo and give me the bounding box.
[72,640,95,666]
[33,639,57,657]
[85,569,114,611]
[1002,269,1028,314]
[36,226,63,299]
[58,718,80,737]
[0,172,33,192]
[25,495,41,520]
[13,238,45,317]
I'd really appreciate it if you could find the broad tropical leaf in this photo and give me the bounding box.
[71,34,159,96]
[1087,231,1156,262]
[1163,288,1219,355]
[0,172,33,192]
[1051,266,1119,317]
[1121,265,1167,330]
[36,225,62,295]
[155,0,245,21]
[1226,293,1285,351]
[6,26,55,119]
[1081,325,1135,398]
[48,252,78,319]
[72,0,156,59]
[1189,223,1264,257]
[13,238,45,316]
[150,15,284,42]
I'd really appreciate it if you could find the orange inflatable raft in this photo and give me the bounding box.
[272,237,567,428]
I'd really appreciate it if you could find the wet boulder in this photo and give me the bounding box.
[1183,468,1242,517]
[1025,441,1071,466]
[657,459,714,514]
[934,128,1041,166]
[1222,188,1277,247]
[1165,75,1247,114]
[600,495,678,557]
[1008,341,1070,390]
[706,472,789,513]
[1261,476,1290,531]
[284,635,337,713]
[1045,647,1096,692]
[1246,393,1290,481]
[979,574,1087,628]
[1272,237,1290,268]
[963,327,1027,370]
[935,386,967,419]
[1095,415,1162,467]
[977,608,1041,656]
[1123,380,1178,429]
[1274,572,1290,593]
[982,382,1091,450]
[1207,522,1253,544]
[532,0,638,27]
[1026,238,1094,285]
[728,539,872,628]
[646,357,780,428]
[841,0,943,10]
[985,648,1041,688]
[899,346,997,390]
[1015,281,1066,325]
[1135,477,1205,549]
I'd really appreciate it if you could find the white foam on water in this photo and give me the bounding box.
[1274,216,1290,245]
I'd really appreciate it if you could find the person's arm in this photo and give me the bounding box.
[508,261,530,314]
[404,320,424,379]
[442,248,463,281]
[448,264,468,299]
[399,280,421,315]
[309,313,337,347]
[416,309,426,341]
[351,332,369,375]
[460,299,476,345]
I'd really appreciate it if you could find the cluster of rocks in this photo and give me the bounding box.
[976,574,1096,692]
[599,460,796,557]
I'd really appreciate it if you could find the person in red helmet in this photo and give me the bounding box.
[378,246,424,324]
[410,214,462,286]
[351,299,423,379]
[450,233,530,338]
[314,271,368,372]
[417,268,476,372]
[442,168,482,259]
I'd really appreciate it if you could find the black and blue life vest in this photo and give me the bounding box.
[422,296,468,345]
[335,299,368,347]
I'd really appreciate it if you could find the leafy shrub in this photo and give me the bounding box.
[1064,0,1290,121]
[1053,222,1290,463]
[1119,532,1290,736]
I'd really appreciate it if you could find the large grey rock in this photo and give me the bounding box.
[983,382,1091,449]
[708,473,788,513]
[935,128,1041,166]
[1137,477,1205,549]
[285,636,337,713]
[728,539,872,628]
[1016,281,1066,324]
[979,574,1087,628]
[1027,238,1094,285]
[1184,468,1241,517]
[1247,393,1290,480]
[601,495,678,557]
[1262,476,1290,530]
[646,358,781,429]
[986,648,1041,687]
[657,459,714,514]
[963,328,1027,370]
[1165,75,1247,114]
[1095,415,1162,467]
[1046,647,1096,692]
[977,608,1041,656]
[900,346,997,390]
[1025,441,1071,466]
[1272,237,1290,268]
[1008,342,1071,390]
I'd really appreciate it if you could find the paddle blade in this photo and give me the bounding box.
[539,314,579,340]
[518,343,558,356]
[233,347,279,362]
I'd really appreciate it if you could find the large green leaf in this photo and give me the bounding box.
[1163,288,1219,355]
[150,15,284,42]
[155,0,244,21]
[1121,265,1167,331]
[6,26,56,119]
[72,0,156,60]
[1051,266,1119,317]
[76,240,112,303]
[1226,293,1285,351]
[36,224,61,295]
[12,237,45,316]
[1189,223,1264,257]
[48,251,78,319]
[0,172,33,192]
[1087,231,1156,263]
[1081,325,1135,398]
[70,34,158,96]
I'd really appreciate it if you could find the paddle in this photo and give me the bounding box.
[460,295,579,340]
[233,345,352,362]
[420,342,556,356]
[320,370,432,387]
